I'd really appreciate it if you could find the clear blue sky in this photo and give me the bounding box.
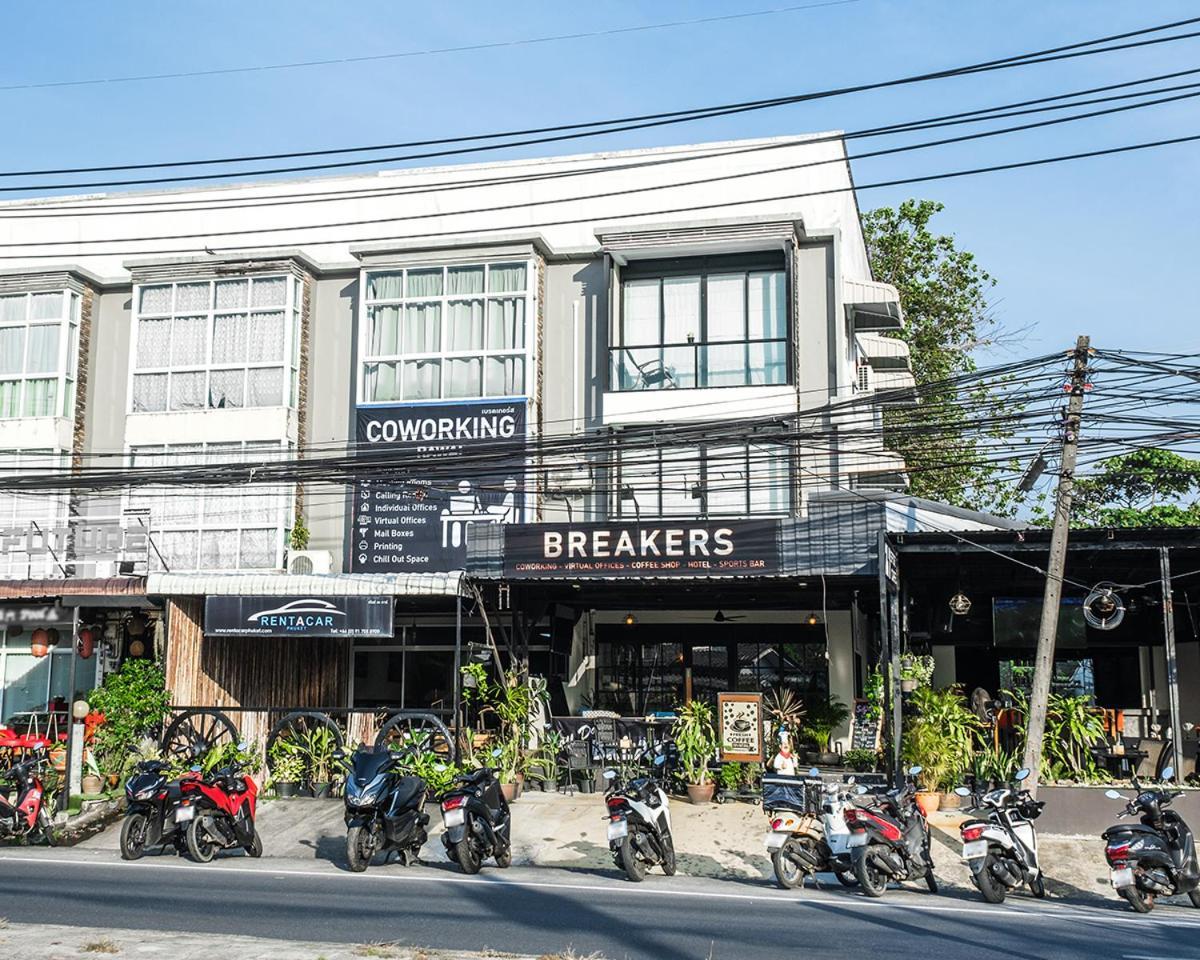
[2,1,1197,361]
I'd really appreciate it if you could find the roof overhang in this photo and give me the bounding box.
[146,572,466,598]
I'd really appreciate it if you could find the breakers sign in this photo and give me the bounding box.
[502,520,781,578]
[204,596,394,638]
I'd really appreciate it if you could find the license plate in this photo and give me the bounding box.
[442,808,465,828]
[847,832,869,848]
[607,819,629,842]
[1111,867,1134,889]
[765,830,789,850]
[174,805,194,823]
[962,840,987,860]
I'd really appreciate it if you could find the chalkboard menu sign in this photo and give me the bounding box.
[850,698,882,753]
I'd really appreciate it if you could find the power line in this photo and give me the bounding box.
[4,129,1198,261]
[0,1,865,94]
[2,16,1199,191]
[8,82,1199,250]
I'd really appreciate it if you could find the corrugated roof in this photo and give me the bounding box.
[0,578,147,600]
[146,572,465,598]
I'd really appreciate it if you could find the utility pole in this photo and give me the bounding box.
[1022,336,1090,796]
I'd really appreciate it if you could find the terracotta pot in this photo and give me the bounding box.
[915,791,941,816]
[500,782,519,803]
[106,773,120,790]
[901,679,917,693]
[81,774,103,795]
[686,782,715,805]
[939,791,962,810]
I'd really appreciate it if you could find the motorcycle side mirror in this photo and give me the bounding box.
[908,765,923,776]
[847,776,856,785]
[1161,766,1175,781]
[954,786,972,797]
[603,769,617,781]
[434,764,447,772]
[332,749,345,762]
[1105,789,1124,800]
[855,785,869,795]
[808,767,820,777]
[1184,722,1195,732]
[237,741,248,752]
[190,765,201,773]
[491,748,502,758]
[653,754,666,766]
[1014,768,1031,782]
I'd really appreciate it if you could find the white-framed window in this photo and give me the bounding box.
[614,440,791,519]
[0,449,71,579]
[0,290,80,419]
[0,626,96,723]
[359,261,531,403]
[129,274,302,413]
[125,440,292,571]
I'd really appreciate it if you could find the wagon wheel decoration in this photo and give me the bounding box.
[161,708,239,766]
[374,711,455,762]
[265,711,345,777]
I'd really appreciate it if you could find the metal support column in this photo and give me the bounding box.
[452,592,463,761]
[1159,547,1185,780]
[58,606,80,814]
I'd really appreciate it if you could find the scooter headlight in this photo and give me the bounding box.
[134,787,157,801]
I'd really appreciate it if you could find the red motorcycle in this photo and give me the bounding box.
[0,749,55,845]
[178,752,262,863]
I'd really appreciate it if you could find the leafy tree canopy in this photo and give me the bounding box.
[862,200,1025,515]
[1074,448,1200,527]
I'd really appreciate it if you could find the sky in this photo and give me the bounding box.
[1,1,1197,363]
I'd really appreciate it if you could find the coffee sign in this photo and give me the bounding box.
[718,692,764,763]
[503,519,780,578]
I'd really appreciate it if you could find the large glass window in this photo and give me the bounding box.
[360,261,530,402]
[615,440,790,518]
[0,450,70,579]
[125,440,292,571]
[0,291,80,419]
[131,275,300,413]
[611,255,787,391]
[0,628,96,724]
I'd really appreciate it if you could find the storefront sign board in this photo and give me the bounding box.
[204,596,394,638]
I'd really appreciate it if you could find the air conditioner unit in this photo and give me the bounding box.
[287,550,333,575]
[855,363,873,393]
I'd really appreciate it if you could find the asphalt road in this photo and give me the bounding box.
[3,849,1199,960]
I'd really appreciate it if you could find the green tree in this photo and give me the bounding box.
[1073,448,1200,527]
[862,199,1024,515]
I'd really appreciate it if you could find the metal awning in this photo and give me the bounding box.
[855,332,911,369]
[146,571,466,598]
[0,577,147,601]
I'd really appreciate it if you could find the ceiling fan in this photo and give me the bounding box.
[713,610,747,623]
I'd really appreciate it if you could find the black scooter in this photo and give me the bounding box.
[439,764,511,874]
[340,745,430,872]
[122,759,187,859]
[1103,765,1200,913]
[845,764,938,897]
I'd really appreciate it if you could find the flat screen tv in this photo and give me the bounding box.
[992,596,1086,650]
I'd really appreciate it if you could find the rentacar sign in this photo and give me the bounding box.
[503,520,781,578]
[203,596,394,638]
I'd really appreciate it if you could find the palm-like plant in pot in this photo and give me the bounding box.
[673,700,717,804]
[902,685,982,813]
[802,697,850,765]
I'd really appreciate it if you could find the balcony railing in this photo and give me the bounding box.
[609,339,788,392]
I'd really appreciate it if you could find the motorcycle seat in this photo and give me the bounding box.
[1104,824,1159,838]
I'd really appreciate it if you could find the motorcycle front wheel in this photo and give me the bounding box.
[772,840,804,890]
[853,846,889,898]
[245,827,263,859]
[455,837,482,875]
[974,855,1005,903]
[346,825,375,873]
[37,808,56,847]
[1188,889,1200,908]
[1030,874,1046,899]
[619,837,647,882]
[120,812,149,861]
[1121,885,1155,913]
[660,832,677,877]
[185,817,218,864]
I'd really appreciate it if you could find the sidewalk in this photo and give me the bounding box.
[0,922,569,960]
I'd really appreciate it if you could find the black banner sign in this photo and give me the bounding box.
[503,519,780,578]
[204,596,394,638]
[350,400,528,573]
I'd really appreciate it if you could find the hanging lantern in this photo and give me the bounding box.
[128,639,146,658]
[30,628,50,658]
[76,627,96,660]
[949,592,973,616]
[127,611,147,637]
[72,700,90,721]
[1084,585,1125,630]
[46,628,61,647]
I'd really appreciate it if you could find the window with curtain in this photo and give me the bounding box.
[611,254,788,392]
[131,275,297,413]
[0,449,70,578]
[0,290,79,420]
[361,261,530,402]
[614,439,791,519]
[126,440,291,571]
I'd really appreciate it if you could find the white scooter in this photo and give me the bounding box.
[603,751,675,882]
[763,767,858,889]
[954,767,1046,903]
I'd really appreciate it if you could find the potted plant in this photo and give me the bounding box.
[270,738,304,798]
[899,654,935,694]
[902,686,982,814]
[495,736,523,803]
[81,751,103,796]
[672,700,717,804]
[302,726,338,798]
[802,697,850,766]
[843,748,879,773]
[528,732,563,792]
